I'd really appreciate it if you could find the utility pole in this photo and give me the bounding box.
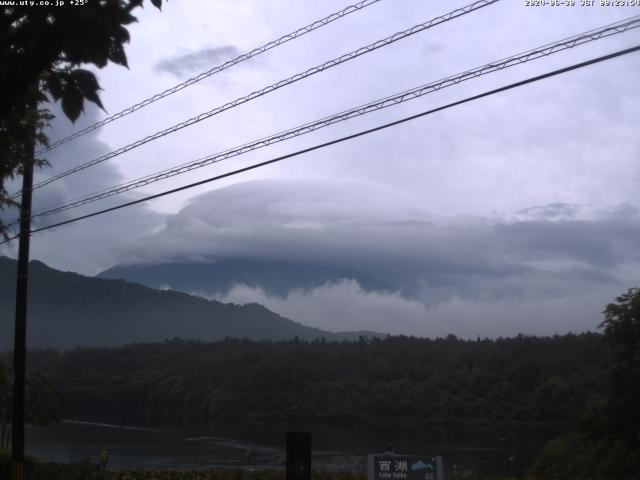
[11,122,35,480]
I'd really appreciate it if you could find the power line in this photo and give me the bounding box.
[36,0,383,155]
[27,15,640,219]
[12,0,499,199]
[2,44,637,246]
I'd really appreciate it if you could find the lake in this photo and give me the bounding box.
[25,419,553,477]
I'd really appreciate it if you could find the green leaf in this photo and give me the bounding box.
[35,90,49,103]
[83,88,104,111]
[109,43,128,68]
[60,85,84,123]
[114,25,131,44]
[69,68,104,109]
[46,73,65,100]
[69,69,98,89]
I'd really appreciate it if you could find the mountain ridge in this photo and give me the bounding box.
[97,258,394,297]
[0,256,383,349]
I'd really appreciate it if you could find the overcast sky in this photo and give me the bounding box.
[2,0,640,337]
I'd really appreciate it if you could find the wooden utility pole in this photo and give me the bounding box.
[11,131,35,480]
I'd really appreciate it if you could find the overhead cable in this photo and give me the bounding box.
[2,44,637,246]
[37,0,383,155]
[13,0,499,199]
[28,15,640,219]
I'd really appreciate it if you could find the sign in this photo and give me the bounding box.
[99,449,109,468]
[368,454,443,480]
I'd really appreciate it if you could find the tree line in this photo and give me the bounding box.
[3,332,606,430]
[531,288,640,479]
[2,284,639,479]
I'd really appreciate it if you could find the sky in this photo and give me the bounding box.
[2,0,640,337]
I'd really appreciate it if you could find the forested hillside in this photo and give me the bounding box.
[0,257,377,348]
[19,334,605,429]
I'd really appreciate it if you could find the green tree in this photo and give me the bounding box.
[600,287,640,442]
[0,0,164,237]
[0,360,10,450]
[0,360,63,451]
[532,288,640,480]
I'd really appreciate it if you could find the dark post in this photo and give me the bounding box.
[11,140,35,480]
[286,431,311,480]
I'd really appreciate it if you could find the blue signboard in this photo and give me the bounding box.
[368,454,443,480]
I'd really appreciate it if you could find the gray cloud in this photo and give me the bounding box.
[0,103,164,274]
[0,103,118,236]
[154,45,241,77]
[204,280,432,336]
[513,203,582,222]
[4,1,640,338]
[115,179,639,335]
[204,279,616,338]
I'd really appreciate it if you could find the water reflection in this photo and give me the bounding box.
[25,419,553,476]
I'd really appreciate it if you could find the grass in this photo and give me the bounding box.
[0,459,544,480]
[1,450,541,480]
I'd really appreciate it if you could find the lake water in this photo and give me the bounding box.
[25,419,554,477]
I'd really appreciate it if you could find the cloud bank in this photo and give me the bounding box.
[154,45,241,77]
[205,279,616,338]
[0,104,164,274]
[116,179,639,337]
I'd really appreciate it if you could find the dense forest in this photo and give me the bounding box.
[531,288,640,479]
[6,333,605,430]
